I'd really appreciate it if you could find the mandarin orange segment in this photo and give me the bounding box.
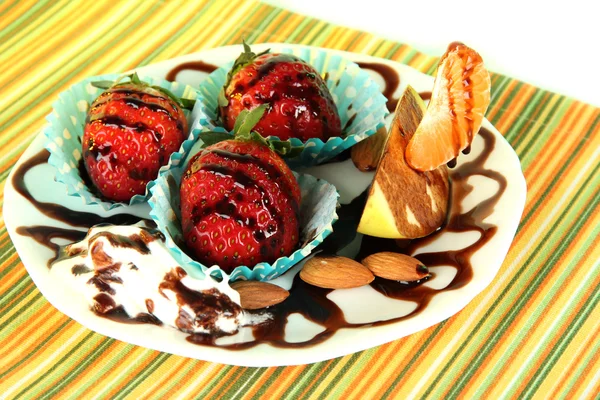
[405,42,491,172]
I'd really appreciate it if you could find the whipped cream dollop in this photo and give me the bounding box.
[50,223,247,335]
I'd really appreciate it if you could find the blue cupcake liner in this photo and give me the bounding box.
[190,46,388,167]
[43,73,199,211]
[148,140,339,281]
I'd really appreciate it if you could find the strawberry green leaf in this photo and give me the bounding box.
[218,88,228,108]
[271,141,304,158]
[151,85,195,110]
[198,131,235,147]
[234,104,268,137]
[91,80,116,90]
[219,40,270,111]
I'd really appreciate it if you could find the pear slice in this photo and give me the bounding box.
[357,86,449,239]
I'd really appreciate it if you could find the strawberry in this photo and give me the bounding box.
[218,42,342,142]
[83,73,190,202]
[180,105,301,272]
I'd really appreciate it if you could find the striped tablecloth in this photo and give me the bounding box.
[1,1,599,398]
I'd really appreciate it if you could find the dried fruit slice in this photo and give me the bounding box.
[356,86,449,239]
[405,42,491,172]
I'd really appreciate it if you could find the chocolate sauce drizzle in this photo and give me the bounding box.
[13,150,145,265]
[12,61,506,350]
[186,127,505,349]
[357,62,400,113]
[165,61,219,82]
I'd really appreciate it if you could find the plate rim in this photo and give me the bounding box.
[3,44,527,367]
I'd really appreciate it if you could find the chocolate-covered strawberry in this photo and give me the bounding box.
[218,42,341,142]
[83,73,189,202]
[180,106,301,272]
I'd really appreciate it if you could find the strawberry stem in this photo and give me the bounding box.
[197,103,303,158]
[90,72,195,110]
[218,40,270,108]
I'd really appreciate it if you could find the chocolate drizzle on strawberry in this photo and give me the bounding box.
[184,149,296,264]
[220,44,341,141]
[209,149,300,217]
[92,88,184,132]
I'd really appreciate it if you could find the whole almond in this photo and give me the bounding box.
[300,256,374,289]
[230,281,289,310]
[361,252,429,282]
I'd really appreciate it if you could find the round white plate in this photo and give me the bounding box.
[3,44,527,367]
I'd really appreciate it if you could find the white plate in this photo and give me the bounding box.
[3,44,526,367]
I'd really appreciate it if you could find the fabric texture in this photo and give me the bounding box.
[0,0,599,398]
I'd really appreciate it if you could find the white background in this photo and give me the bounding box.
[262,0,600,107]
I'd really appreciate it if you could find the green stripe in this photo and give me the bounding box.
[519,113,600,228]
[244,7,282,44]
[286,17,315,43]
[558,327,600,398]
[39,337,117,399]
[219,3,267,45]
[441,167,600,398]
[224,367,268,399]
[0,0,20,20]
[487,75,515,120]
[330,349,378,398]
[150,359,201,399]
[0,274,33,313]
[0,0,68,56]
[284,358,342,399]
[317,351,364,398]
[13,330,100,398]
[91,346,156,399]
[0,0,107,94]
[136,0,218,67]
[113,352,172,399]
[0,319,72,380]
[245,368,285,400]
[195,365,238,398]
[517,98,573,162]
[0,251,21,279]
[502,88,547,142]
[281,360,332,399]
[0,287,42,329]
[382,322,447,398]
[306,22,333,47]
[344,31,365,51]
[0,1,161,132]
[263,11,294,43]
[473,188,600,399]
[0,0,49,40]
[368,39,386,58]
[523,277,600,399]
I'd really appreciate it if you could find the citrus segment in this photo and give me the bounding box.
[405,42,491,172]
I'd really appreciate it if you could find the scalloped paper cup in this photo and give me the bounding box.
[148,147,339,281]
[191,46,388,167]
[43,73,199,211]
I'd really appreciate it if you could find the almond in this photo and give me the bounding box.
[361,252,429,281]
[230,281,289,310]
[351,126,389,172]
[300,255,374,289]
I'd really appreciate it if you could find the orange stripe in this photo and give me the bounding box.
[0,311,71,374]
